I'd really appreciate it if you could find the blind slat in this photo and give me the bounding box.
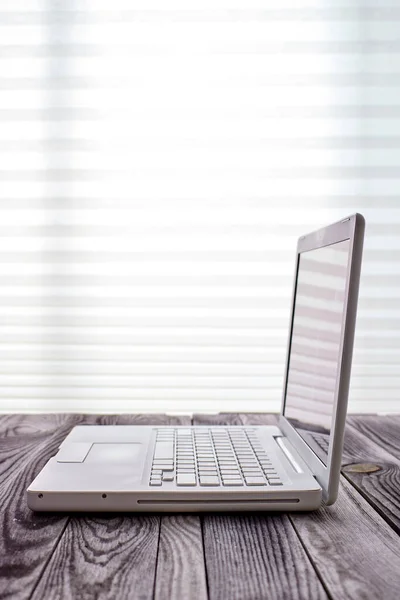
[0,0,398,413]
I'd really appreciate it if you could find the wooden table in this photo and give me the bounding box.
[1,413,400,600]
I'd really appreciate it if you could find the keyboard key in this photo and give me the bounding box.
[150,480,162,486]
[245,477,266,486]
[242,469,262,475]
[199,476,220,486]
[222,479,244,486]
[220,468,240,473]
[154,442,174,460]
[162,474,174,482]
[177,474,197,486]
[269,479,283,486]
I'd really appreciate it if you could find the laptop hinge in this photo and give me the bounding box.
[275,436,303,473]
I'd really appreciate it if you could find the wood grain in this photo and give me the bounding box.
[290,476,400,600]
[202,513,327,600]
[0,414,109,600]
[347,414,400,460]
[2,412,400,600]
[340,418,400,535]
[239,412,279,427]
[0,414,69,488]
[192,412,279,427]
[194,413,327,600]
[154,515,207,600]
[32,514,161,600]
[224,412,400,599]
[192,413,244,426]
[31,415,199,600]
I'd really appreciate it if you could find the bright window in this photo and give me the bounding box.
[0,1,399,413]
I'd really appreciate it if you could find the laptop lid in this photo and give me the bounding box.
[278,213,365,504]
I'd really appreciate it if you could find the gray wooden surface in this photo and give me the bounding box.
[0,413,399,600]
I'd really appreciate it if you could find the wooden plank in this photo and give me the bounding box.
[0,414,69,438]
[194,414,327,600]
[0,414,71,488]
[32,513,161,600]
[192,413,279,427]
[0,414,111,600]
[340,417,400,535]
[192,413,244,426]
[30,415,205,600]
[290,477,400,600]
[154,515,207,600]
[201,513,327,600]
[347,414,400,460]
[222,413,400,599]
[239,412,279,427]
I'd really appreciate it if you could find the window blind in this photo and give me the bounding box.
[1,0,399,413]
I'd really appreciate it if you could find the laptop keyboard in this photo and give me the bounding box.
[149,428,283,487]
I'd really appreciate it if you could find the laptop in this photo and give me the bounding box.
[27,213,365,512]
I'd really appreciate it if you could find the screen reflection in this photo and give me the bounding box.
[283,239,350,464]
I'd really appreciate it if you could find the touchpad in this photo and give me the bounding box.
[84,443,143,464]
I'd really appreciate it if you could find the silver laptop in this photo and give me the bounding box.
[27,214,365,512]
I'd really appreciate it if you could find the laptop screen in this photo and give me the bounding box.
[282,238,351,465]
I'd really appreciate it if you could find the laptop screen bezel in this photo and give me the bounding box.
[278,214,365,504]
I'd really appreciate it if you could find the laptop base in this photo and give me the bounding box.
[27,425,322,512]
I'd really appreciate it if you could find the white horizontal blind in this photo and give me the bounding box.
[0,0,399,413]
